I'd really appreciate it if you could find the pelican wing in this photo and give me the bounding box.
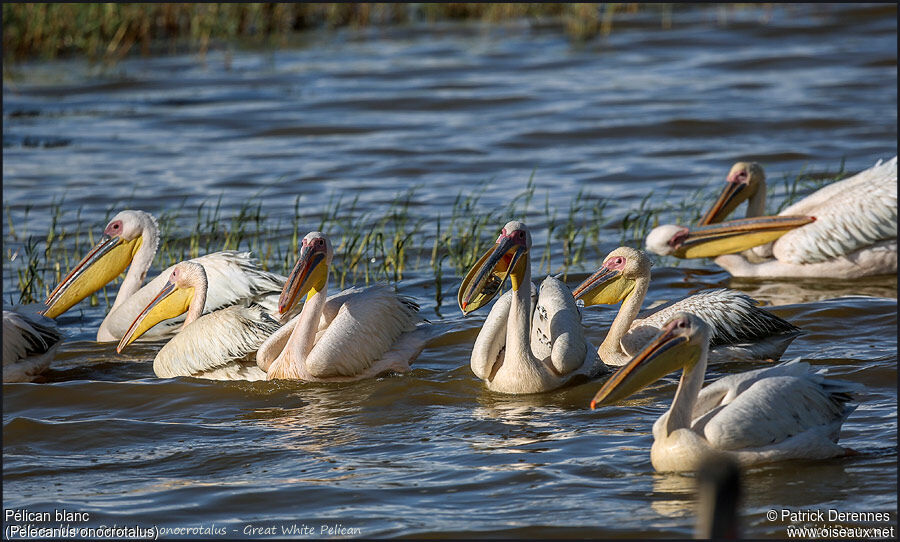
[629,289,797,351]
[691,360,859,451]
[153,303,280,380]
[304,284,420,378]
[3,309,62,381]
[3,306,62,382]
[775,156,897,264]
[531,276,589,376]
[104,251,286,340]
[3,309,60,360]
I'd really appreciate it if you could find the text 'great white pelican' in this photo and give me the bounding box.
[571,247,800,366]
[458,220,607,394]
[42,210,286,342]
[646,156,897,278]
[256,232,428,381]
[117,262,281,380]
[590,312,861,472]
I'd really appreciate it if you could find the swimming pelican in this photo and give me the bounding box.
[590,312,860,472]
[256,232,426,381]
[571,247,799,366]
[117,261,280,380]
[43,210,286,342]
[457,221,606,394]
[646,156,897,278]
[3,306,62,382]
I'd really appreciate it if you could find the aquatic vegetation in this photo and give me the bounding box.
[2,3,777,64]
[2,166,847,308]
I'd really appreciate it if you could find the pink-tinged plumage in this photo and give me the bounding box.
[259,232,428,382]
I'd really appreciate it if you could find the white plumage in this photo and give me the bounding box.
[101,250,285,341]
[152,304,279,380]
[573,247,799,366]
[461,221,606,394]
[42,210,285,342]
[656,157,898,278]
[591,313,860,472]
[117,262,281,381]
[259,232,427,382]
[3,306,62,382]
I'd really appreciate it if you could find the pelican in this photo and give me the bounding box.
[590,312,861,472]
[256,231,427,381]
[117,261,280,380]
[3,306,62,382]
[571,247,800,366]
[646,156,897,278]
[457,220,606,394]
[43,210,286,342]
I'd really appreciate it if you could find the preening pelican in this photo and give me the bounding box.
[3,306,62,382]
[572,247,799,366]
[590,312,860,472]
[646,157,897,278]
[458,221,606,394]
[43,210,286,342]
[117,262,280,380]
[257,232,426,381]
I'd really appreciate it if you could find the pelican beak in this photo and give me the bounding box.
[590,319,700,408]
[116,279,194,353]
[699,180,751,226]
[43,234,144,318]
[278,243,328,315]
[571,266,635,307]
[458,234,527,315]
[667,215,815,259]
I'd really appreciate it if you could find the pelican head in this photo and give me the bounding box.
[590,312,710,408]
[116,261,205,353]
[43,210,154,318]
[458,220,531,315]
[645,216,815,259]
[572,246,649,307]
[699,162,766,226]
[278,231,333,315]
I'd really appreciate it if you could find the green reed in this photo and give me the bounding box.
[4,163,840,309]
[3,3,729,64]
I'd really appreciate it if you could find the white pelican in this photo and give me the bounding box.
[457,220,606,394]
[590,312,861,472]
[3,306,62,382]
[257,232,427,381]
[646,156,897,278]
[42,210,286,342]
[117,261,280,380]
[571,247,800,366]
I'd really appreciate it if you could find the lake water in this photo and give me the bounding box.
[3,4,897,538]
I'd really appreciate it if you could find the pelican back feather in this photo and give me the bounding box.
[632,289,798,350]
[776,156,897,264]
[692,359,860,451]
[304,284,420,378]
[153,303,281,380]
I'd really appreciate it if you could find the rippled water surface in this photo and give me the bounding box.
[3,4,897,538]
